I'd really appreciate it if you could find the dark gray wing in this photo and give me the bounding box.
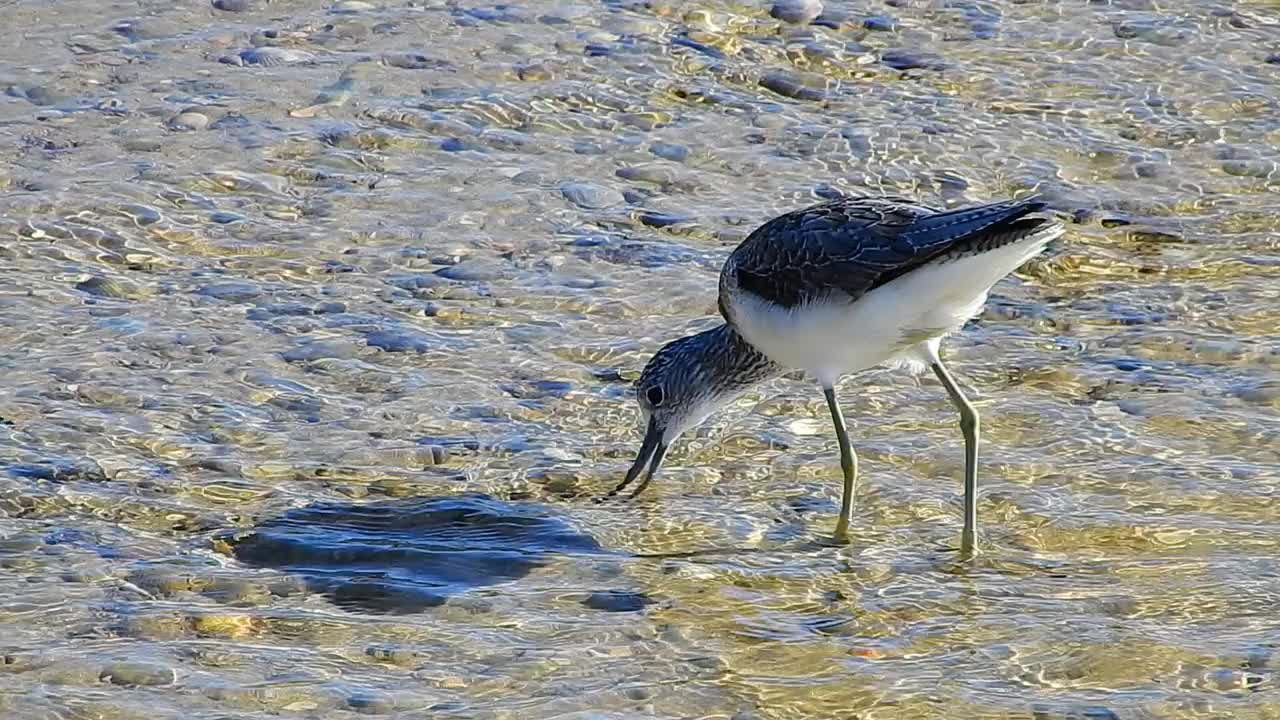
[723,196,1050,310]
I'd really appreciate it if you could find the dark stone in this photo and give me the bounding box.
[198,282,261,302]
[1221,159,1277,178]
[501,380,572,399]
[434,259,508,281]
[649,142,690,162]
[863,15,898,31]
[759,69,828,101]
[416,436,482,452]
[812,184,846,200]
[812,8,850,28]
[638,210,693,228]
[671,36,725,58]
[208,211,244,224]
[281,340,357,362]
[383,52,448,69]
[8,461,106,483]
[1113,21,1142,39]
[249,302,313,317]
[211,0,250,11]
[880,49,947,70]
[100,662,176,687]
[386,273,445,291]
[208,113,250,130]
[440,137,482,152]
[770,0,823,25]
[622,188,653,205]
[561,182,624,209]
[582,590,654,612]
[365,329,432,353]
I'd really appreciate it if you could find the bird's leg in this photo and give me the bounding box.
[931,360,979,558]
[822,386,858,544]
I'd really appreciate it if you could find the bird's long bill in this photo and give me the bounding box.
[609,416,668,499]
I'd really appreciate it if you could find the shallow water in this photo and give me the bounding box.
[1,0,1278,717]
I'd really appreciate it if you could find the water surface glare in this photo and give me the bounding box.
[1,0,1278,718]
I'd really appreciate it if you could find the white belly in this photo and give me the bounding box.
[727,231,1060,386]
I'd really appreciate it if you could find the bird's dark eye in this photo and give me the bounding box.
[646,385,664,407]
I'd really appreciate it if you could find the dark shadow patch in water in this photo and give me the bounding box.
[224,493,603,614]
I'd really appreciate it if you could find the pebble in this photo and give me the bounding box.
[119,204,162,226]
[281,340,359,362]
[813,7,850,27]
[880,48,947,70]
[331,0,376,12]
[672,36,725,58]
[347,692,398,714]
[759,69,829,101]
[206,580,272,606]
[386,273,445,292]
[126,569,198,596]
[222,47,316,67]
[320,20,369,41]
[75,276,147,300]
[1234,380,1280,406]
[434,259,508,281]
[771,0,823,25]
[211,0,250,10]
[573,141,607,155]
[167,111,210,131]
[1221,159,1277,178]
[365,645,420,666]
[863,15,899,31]
[638,210,693,228]
[516,62,553,81]
[540,4,591,23]
[649,142,690,162]
[198,282,261,302]
[555,38,586,54]
[0,652,46,673]
[440,137,483,152]
[582,590,654,612]
[365,329,433,353]
[7,85,67,106]
[382,52,448,69]
[120,613,189,640]
[122,138,163,153]
[561,182,624,209]
[191,613,255,638]
[753,113,789,130]
[617,112,671,131]
[247,303,310,319]
[99,661,176,686]
[0,534,41,553]
[616,164,676,185]
[209,211,245,224]
[623,188,653,204]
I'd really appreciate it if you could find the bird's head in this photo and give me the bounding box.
[621,333,723,494]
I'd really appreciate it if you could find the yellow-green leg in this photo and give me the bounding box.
[822,386,858,544]
[931,361,979,558]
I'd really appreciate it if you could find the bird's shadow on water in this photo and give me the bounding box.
[222,493,992,614]
[222,493,613,614]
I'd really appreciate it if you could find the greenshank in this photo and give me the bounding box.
[611,196,1064,556]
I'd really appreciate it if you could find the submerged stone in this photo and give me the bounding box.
[582,590,654,612]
